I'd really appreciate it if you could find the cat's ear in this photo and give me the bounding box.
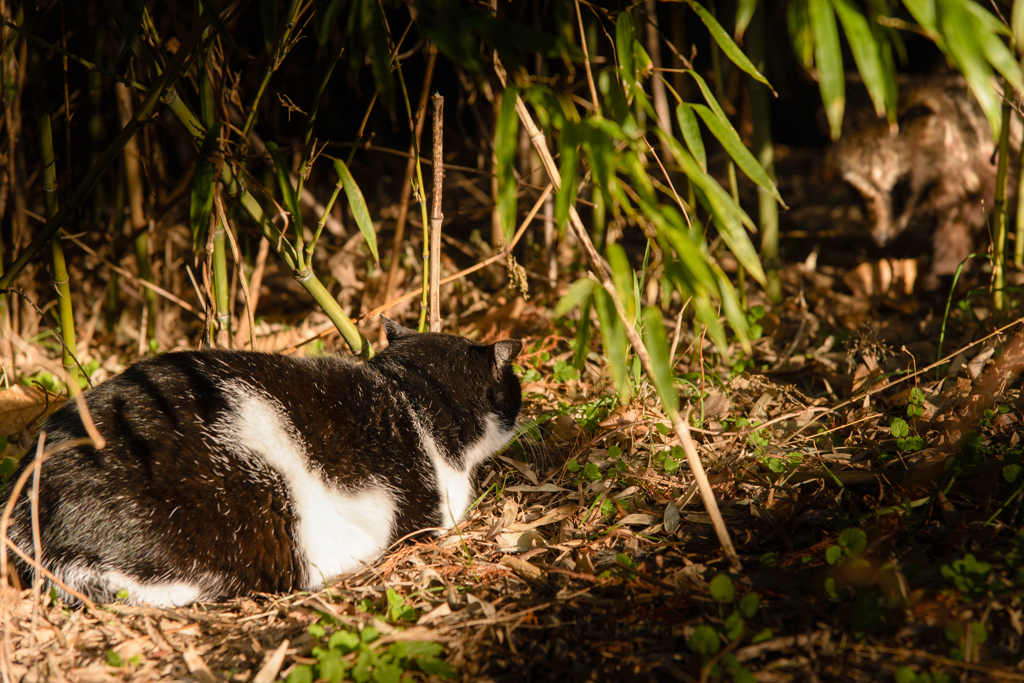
[489,340,522,381]
[381,316,416,343]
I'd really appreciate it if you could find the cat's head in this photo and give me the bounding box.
[376,317,522,429]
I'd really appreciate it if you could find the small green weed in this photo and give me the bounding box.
[890,418,926,452]
[894,666,954,683]
[944,620,987,662]
[825,528,868,566]
[906,387,925,418]
[940,554,996,599]
[689,574,765,683]
[290,621,454,683]
[761,452,802,474]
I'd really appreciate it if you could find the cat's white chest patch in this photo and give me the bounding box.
[221,384,396,588]
[416,414,516,528]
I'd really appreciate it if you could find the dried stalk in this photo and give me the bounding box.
[428,94,444,333]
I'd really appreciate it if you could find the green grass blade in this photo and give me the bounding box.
[689,0,773,90]
[333,158,379,264]
[808,0,845,140]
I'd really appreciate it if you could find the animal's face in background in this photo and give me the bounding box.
[829,76,1000,251]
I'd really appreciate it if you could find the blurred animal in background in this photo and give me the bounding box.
[829,75,1021,290]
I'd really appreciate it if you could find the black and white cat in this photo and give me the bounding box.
[1,318,522,606]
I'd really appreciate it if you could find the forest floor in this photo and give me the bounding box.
[1,146,1024,683]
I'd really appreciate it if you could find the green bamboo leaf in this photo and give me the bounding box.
[713,263,752,355]
[689,1,773,91]
[266,140,302,234]
[808,0,845,140]
[936,0,1000,139]
[734,0,759,42]
[315,0,348,48]
[594,287,631,404]
[197,0,237,51]
[965,1,1011,36]
[641,307,678,416]
[616,10,636,97]
[902,0,938,37]
[496,85,520,246]
[676,103,707,173]
[1013,0,1024,51]
[361,0,393,108]
[658,131,766,284]
[788,0,815,71]
[115,0,146,64]
[190,122,221,252]
[333,158,379,264]
[555,277,597,317]
[556,127,579,238]
[262,0,278,52]
[684,69,729,123]
[966,5,1024,94]
[606,244,637,323]
[831,0,886,117]
[690,104,786,206]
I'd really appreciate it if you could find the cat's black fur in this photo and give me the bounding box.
[1,319,522,605]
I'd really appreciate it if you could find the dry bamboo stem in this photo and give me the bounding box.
[493,54,741,571]
[428,94,444,333]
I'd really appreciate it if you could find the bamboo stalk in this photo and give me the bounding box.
[0,13,208,290]
[992,85,1012,313]
[25,0,80,395]
[116,82,157,343]
[428,94,444,333]
[493,54,742,572]
[1015,118,1024,269]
